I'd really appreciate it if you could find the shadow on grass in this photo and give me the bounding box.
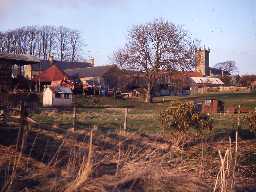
[207,128,256,142]
[0,162,40,191]
[183,128,256,149]
[235,186,256,192]
[0,127,79,167]
[0,125,118,167]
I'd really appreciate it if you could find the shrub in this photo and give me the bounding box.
[246,111,256,133]
[160,102,213,132]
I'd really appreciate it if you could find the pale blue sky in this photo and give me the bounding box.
[0,0,255,74]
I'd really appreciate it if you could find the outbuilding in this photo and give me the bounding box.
[251,80,256,91]
[194,98,224,113]
[43,86,72,107]
[189,77,224,95]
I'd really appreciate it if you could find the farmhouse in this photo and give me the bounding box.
[43,86,72,107]
[65,65,124,90]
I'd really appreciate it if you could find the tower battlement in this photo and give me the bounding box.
[195,48,210,76]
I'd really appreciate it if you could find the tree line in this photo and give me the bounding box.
[0,25,84,62]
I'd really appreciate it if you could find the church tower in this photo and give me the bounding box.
[195,48,210,76]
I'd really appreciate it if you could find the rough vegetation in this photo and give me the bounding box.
[247,111,256,133]
[159,102,213,132]
[0,94,256,192]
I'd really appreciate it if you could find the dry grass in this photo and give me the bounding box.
[1,126,28,192]
[213,132,238,192]
[1,96,256,192]
[64,130,94,192]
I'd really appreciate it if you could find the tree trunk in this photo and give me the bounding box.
[145,82,153,103]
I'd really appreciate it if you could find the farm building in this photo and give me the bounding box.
[43,86,72,107]
[34,64,69,89]
[198,98,224,113]
[0,53,40,92]
[251,80,256,91]
[65,65,124,90]
[154,73,224,96]
[0,53,40,128]
[25,55,94,79]
[189,77,224,95]
[153,71,203,96]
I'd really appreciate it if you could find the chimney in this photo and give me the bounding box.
[48,54,54,65]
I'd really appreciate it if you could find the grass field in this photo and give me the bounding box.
[31,92,256,134]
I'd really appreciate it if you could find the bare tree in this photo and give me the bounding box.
[214,60,238,75]
[69,30,81,62]
[56,26,70,61]
[0,25,84,62]
[47,26,57,57]
[114,19,197,103]
[0,32,5,52]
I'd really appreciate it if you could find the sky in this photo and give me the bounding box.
[0,0,255,74]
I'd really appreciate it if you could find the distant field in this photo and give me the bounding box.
[154,92,256,110]
[31,92,256,134]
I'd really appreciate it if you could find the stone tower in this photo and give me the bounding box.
[195,48,210,76]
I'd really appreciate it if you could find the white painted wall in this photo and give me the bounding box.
[43,87,53,106]
[43,87,73,107]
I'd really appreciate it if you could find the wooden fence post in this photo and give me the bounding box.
[16,101,26,151]
[237,105,240,130]
[123,108,128,131]
[73,105,77,130]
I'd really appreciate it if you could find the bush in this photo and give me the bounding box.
[160,102,213,132]
[247,111,256,133]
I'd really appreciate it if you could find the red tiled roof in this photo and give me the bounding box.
[35,64,69,82]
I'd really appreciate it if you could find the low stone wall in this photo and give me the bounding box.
[191,86,250,95]
[219,86,249,92]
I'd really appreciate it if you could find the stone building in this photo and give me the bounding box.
[195,48,210,76]
[43,86,72,107]
[195,48,230,77]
